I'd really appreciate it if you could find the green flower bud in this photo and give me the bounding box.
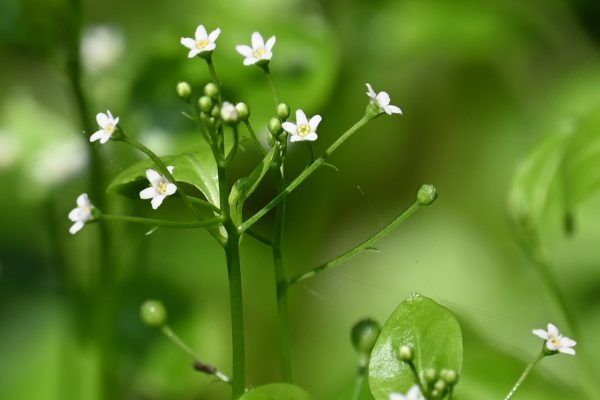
[176,81,192,101]
[140,299,167,327]
[267,132,277,147]
[417,184,438,206]
[434,379,447,392]
[351,318,381,355]
[198,96,213,113]
[440,369,458,385]
[235,102,250,121]
[398,345,414,362]
[430,389,441,399]
[204,82,219,99]
[268,117,282,136]
[220,102,239,125]
[423,368,437,384]
[211,105,221,119]
[276,103,291,120]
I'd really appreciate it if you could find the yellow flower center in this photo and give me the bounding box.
[158,181,168,194]
[549,336,561,347]
[196,39,210,49]
[106,124,115,134]
[253,48,267,58]
[297,124,311,137]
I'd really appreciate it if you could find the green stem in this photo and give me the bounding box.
[240,115,370,232]
[206,57,222,89]
[351,364,367,400]
[504,352,545,400]
[245,229,273,247]
[244,120,267,155]
[189,196,221,213]
[288,202,422,286]
[101,214,223,228]
[273,165,293,382]
[225,126,239,165]
[262,65,280,106]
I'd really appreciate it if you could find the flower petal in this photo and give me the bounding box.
[69,221,84,235]
[195,25,208,40]
[289,134,302,142]
[532,329,549,340]
[561,337,576,347]
[251,32,264,49]
[305,132,318,141]
[99,132,111,144]
[559,346,576,355]
[140,187,157,200]
[366,83,377,99]
[165,183,177,195]
[151,195,165,209]
[265,36,276,51]
[181,37,196,49]
[385,105,403,115]
[236,45,253,57]
[68,208,81,221]
[377,91,391,107]
[208,28,221,42]
[282,122,297,134]
[96,112,109,127]
[146,168,161,184]
[243,57,258,65]
[167,166,175,175]
[547,323,559,337]
[295,109,308,126]
[308,115,322,130]
[187,49,200,58]
[90,130,104,142]
[76,193,89,207]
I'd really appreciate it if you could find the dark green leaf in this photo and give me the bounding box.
[368,293,463,400]
[107,148,219,207]
[240,383,314,400]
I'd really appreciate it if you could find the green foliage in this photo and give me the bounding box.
[369,293,463,400]
[239,383,314,400]
[106,147,220,207]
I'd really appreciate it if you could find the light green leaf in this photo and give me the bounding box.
[240,383,314,400]
[229,146,277,225]
[368,293,463,400]
[107,148,220,207]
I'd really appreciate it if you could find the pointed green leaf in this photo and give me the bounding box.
[368,293,463,400]
[107,148,219,207]
[229,146,277,225]
[240,383,314,400]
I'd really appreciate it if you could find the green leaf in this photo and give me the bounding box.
[368,293,463,400]
[229,146,277,225]
[107,148,220,207]
[240,383,314,400]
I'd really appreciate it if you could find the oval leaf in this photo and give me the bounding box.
[107,148,219,207]
[240,383,314,400]
[368,293,463,400]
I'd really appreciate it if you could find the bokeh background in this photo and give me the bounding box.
[1,0,600,399]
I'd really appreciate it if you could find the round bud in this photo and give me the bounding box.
[176,81,192,101]
[211,105,221,119]
[140,299,167,327]
[423,368,438,384]
[198,96,213,113]
[417,184,438,206]
[235,102,250,121]
[398,345,414,362]
[430,389,441,399]
[204,82,219,99]
[434,379,446,392]
[220,102,240,125]
[268,117,283,136]
[351,318,381,355]
[268,132,277,147]
[276,103,291,120]
[440,369,458,385]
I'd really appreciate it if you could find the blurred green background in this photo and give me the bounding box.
[1,0,600,399]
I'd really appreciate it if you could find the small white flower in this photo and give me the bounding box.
[532,323,576,355]
[389,385,425,400]
[282,109,321,142]
[68,193,94,234]
[235,32,276,66]
[139,166,177,209]
[220,101,239,124]
[180,25,221,58]
[366,83,403,115]
[90,110,119,144]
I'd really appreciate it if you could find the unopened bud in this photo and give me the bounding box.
[398,345,414,362]
[140,299,167,327]
[423,368,437,384]
[268,117,282,136]
[276,103,291,120]
[211,105,220,119]
[220,102,239,125]
[235,102,250,121]
[204,82,219,99]
[198,96,213,113]
[417,184,438,206]
[176,81,192,101]
[351,318,381,355]
[440,369,458,385]
[434,379,447,392]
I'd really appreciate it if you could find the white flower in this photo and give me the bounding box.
[139,166,177,209]
[68,193,94,234]
[389,385,425,400]
[90,110,119,144]
[180,25,221,58]
[282,109,321,142]
[220,101,239,124]
[532,323,576,355]
[366,83,403,115]
[235,32,276,66]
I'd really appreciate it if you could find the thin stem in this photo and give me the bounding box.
[245,229,273,247]
[225,126,240,165]
[244,120,267,156]
[262,65,280,105]
[189,196,221,213]
[288,202,422,286]
[273,165,293,381]
[351,364,367,400]
[161,326,232,384]
[240,115,370,232]
[206,57,222,89]
[101,214,223,228]
[504,352,545,400]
